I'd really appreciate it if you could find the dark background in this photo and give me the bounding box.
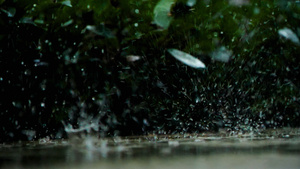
[0,0,299,142]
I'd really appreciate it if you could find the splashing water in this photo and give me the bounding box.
[1,128,300,169]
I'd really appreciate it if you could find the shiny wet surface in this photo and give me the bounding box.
[1,129,300,169]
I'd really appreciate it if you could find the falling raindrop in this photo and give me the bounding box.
[126,55,141,62]
[1,7,16,17]
[22,130,36,140]
[84,24,115,38]
[153,0,175,29]
[61,0,72,7]
[187,0,197,7]
[167,48,206,69]
[211,46,232,63]
[61,19,73,27]
[278,27,300,45]
[229,0,249,6]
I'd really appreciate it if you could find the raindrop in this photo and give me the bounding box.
[22,130,36,140]
[34,59,48,67]
[278,27,300,45]
[1,7,16,17]
[195,97,200,103]
[126,55,141,62]
[153,0,175,29]
[167,48,206,69]
[211,46,232,63]
[61,0,72,7]
[40,81,46,91]
[187,0,197,7]
[143,119,149,126]
[34,19,44,24]
[61,19,73,27]
[85,24,115,38]
[229,0,249,6]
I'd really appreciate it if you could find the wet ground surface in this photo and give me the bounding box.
[1,128,300,169]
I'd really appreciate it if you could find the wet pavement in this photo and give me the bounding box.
[1,128,300,169]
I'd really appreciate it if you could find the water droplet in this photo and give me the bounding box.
[153,0,175,29]
[187,0,196,7]
[167,48,206,69]
[211,46,232,63]
[61,0,72,7]
[61,19,73,27]
[126,55,140,62]
[278,27,300,45]
[143,119,149,126]
[22,130,36,140]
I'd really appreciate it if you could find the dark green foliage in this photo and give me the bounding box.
[0,0,299,142]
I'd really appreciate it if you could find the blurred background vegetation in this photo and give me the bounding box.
[0,0,299,142]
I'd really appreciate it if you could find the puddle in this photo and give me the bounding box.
[1,129,300,169]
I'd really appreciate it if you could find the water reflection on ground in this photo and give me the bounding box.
[1,128,300,169]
